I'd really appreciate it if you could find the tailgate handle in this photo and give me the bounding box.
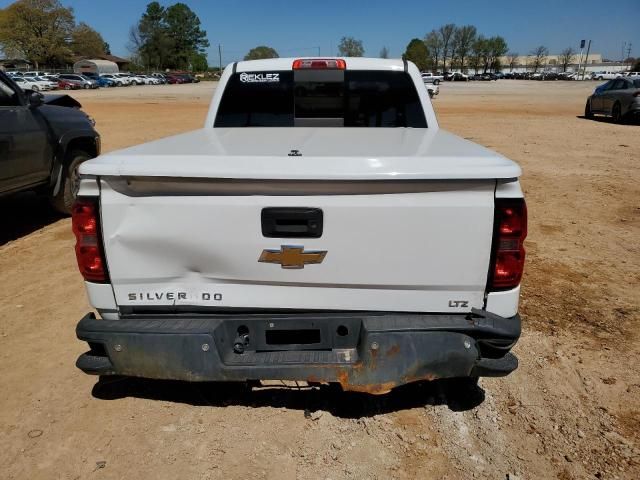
[261,208,323,238]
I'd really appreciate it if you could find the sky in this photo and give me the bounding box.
[2,0,639,65]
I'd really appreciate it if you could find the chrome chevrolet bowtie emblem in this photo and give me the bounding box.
[259,245,327,269]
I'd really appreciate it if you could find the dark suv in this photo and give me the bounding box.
[0,71,100,213]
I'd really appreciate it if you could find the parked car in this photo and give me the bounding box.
[99,76,117,87]
[449,72,469,82]
[120,73,145,85]
[590,71,623,81]
[135,74,160,85]
[100,74,126,86]
[23,71,50,78]
[22,76,55,91]
[57,78,82,90]
[0,71,100,213]
[73,57,526,394]
[165,74,184,84]
[557,72,575,80]
[57,74,99,89]
[173,73,199,83]
[41,74,61,83]
[585,77,640,123]
[623,72,640,78]
[150,73,168,84]
[81,72,113,87]
[421,72,443,85]
[12,76,42,91]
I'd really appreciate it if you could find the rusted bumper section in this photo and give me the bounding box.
[76,309,520,394]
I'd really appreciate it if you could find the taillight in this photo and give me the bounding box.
[292,58,346,70]
[489,198,527,291]
[633,91,640,97]
[72,198,108,282]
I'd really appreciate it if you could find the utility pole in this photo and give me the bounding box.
[577,39,585,77]
[218,44,222,75]
[317,46,321,56]
[582,40,591,80]
[626,43,632,68]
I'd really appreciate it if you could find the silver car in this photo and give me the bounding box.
[585,77,640,123]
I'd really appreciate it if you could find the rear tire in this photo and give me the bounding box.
[50,150,90,215]
[433,79,440,85]
[612,102,623,124]
[83,84,90,89]
[64,84,71,90]
[584,100,594,119]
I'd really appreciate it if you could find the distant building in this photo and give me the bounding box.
[499,53,603,70]
[496,52,630,74]
[0,58,32,70]
[73,59,120,75]
[74,54,130,71]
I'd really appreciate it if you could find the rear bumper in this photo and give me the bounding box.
[76,309,521,394]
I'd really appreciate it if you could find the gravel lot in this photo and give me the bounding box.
[1,80,639,479]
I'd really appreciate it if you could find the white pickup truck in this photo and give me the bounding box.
[74,58,526,394]
[421,72,444,85]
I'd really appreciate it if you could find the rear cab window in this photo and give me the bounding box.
[214,69,427,128]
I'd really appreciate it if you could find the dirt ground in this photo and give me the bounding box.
[1,80,639,480]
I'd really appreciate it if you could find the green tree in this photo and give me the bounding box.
[452,25,476,72]
[337,36,364,57]
[244,45,279,60]
[487,36,508,72]
[130,2,209,71]
[379,46,389,59]
[71,22,106,58]
[190,52,208,71]
[136,1,172,69]
[0,0,74,68]
[423,30,442,72]
[471,35,489,73]
[164,3,209,69]
[403,38,428,71]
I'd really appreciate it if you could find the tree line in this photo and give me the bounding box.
[128,1,209,71]
[404,24,508,73]
[241,37,365,61]
[0,0,109,69]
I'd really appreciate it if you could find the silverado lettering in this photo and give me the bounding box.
[127,292,222,301]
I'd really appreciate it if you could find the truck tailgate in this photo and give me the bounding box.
[99,178,495,313]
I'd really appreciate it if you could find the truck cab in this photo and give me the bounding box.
[73,58,526,394]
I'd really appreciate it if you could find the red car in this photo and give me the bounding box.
[57,79,81,90]
[165,74,183,84]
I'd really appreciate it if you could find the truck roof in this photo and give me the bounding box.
[234,57,406,72]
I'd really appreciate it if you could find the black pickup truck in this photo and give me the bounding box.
[0,71,100,213]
